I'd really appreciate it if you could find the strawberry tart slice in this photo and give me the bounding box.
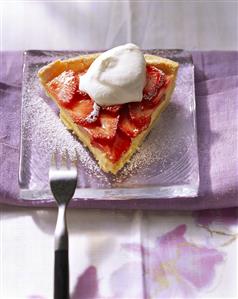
[38,44,179,174]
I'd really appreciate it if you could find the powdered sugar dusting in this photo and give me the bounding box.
[114,63,196,185]
[48,70,76,103]
[22,72,110,188]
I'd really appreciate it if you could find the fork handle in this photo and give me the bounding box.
[54,249,69,299]
[54,205,69,299]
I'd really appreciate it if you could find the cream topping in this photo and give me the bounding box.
[79,43,146,106]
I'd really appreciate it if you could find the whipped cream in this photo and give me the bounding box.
[79,43,146,106]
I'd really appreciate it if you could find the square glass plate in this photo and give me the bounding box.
[19,49,199,201]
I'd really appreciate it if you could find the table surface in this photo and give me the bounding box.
[1,2,238,298]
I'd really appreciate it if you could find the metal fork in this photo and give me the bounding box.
[49,150,77,299]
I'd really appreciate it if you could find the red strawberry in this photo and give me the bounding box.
[91,130,131,162]
[102,105,122,115]
[128,102,153,128]
[47,70,78,107]
[142,86,166,108]
[119,108,148,138]
[143,65,165,101]
[85,112,119,141]
[69,98,95,127]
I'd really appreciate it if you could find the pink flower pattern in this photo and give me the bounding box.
[112,225,225,298]
[72,266,98,299]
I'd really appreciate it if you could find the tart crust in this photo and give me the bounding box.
[38,53,179,174]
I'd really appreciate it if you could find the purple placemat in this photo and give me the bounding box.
[0,51,237,209]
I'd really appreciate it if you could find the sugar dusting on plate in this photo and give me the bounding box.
[115,64,194,185]
[22,74,110,185]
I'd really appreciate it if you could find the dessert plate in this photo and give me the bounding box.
[19,49,199,202]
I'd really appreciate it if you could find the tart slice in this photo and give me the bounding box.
[38,46,179,174]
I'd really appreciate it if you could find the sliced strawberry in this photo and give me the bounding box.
[85,112,119,141]
[128,102,153,128]
[142,86,166,108]
[143,66,158,100]
[47,70,78,107]
[69,98,95,127]
[91,130,131,163]
[102,104,122,115]
[143,65,165,101]
[119,108,148,138]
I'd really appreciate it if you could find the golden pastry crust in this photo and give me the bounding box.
[38,53,178,84]
[38,53,179,174]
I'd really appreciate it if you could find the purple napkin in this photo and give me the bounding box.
[0,51,237,209]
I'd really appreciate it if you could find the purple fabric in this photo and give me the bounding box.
[0,51,237,210]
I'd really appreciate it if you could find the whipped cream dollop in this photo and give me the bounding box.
[79,43,146,106]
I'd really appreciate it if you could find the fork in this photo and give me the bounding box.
[49,150,77,299]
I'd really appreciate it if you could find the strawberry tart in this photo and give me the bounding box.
[38,44,179,174]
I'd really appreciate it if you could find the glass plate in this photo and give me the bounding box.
[19,49,199,201]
